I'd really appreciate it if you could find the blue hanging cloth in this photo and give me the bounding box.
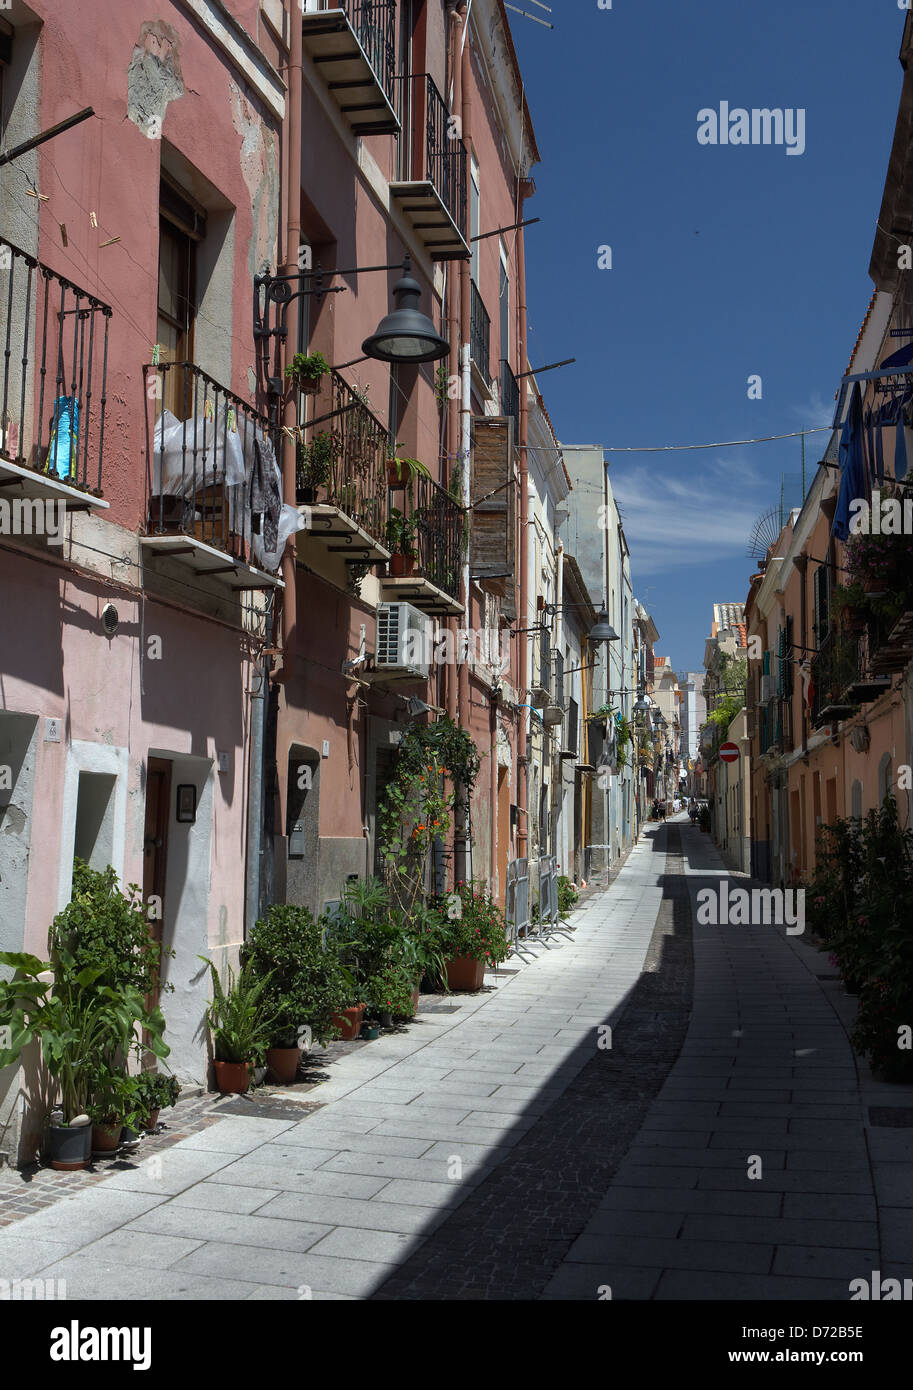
[47,396,78,481]
[833,383,867,541]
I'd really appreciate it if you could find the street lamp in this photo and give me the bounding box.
[361,262,450,364]
[587,608,619,644]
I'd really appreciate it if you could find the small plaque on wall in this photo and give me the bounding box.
[176,784,197,824]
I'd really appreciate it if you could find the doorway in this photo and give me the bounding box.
[142,757,171,1012]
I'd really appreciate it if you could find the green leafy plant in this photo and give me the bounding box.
[290,428,341,494]
[363,960,415,1017]
[53,859,173,999]
[387,450,431,485]
[385,506,417,556]
[284,350,330,383]
[439,883,510,966]
[242,905,352,1047]
[199,958,277,1068]
[134,1070,181,1115]
[557,875,579,919]
[86,1067,144,1131]
[0,946,168,1125]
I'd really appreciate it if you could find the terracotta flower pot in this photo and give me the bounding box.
[91,1122,123,1154]
[213,1060,250,1094]
[298,375,321,396]
[389,553,416,578]
[266,1046,301,1084]
[144,1109,160,1132]
[445,955,486,991]
[386,458,409,487]
[331,1004,365,1040]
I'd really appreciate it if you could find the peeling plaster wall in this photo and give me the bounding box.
[126,20,185,138]
[230,78,279,282]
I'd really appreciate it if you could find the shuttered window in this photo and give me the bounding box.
[470,415,516,619]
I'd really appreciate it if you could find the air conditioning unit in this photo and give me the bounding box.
[375,602,433,678]
[760,674,775,703]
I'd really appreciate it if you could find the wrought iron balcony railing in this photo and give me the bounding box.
[500,358,520,435]
[394,472,463,602]
[394,73,468,256]
[0,236,111,492]
[290,369,389,547]
[811,628,860,726]
[300,0,398,132]
[144,360,274,563]
[345,0,396,104]
[470,280,490,381]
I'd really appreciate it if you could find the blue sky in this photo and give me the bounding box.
[510,0,903,674]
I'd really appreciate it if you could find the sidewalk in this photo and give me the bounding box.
[543,816,913,1300]
[0,832,667,1300]
[1,821,910,1300]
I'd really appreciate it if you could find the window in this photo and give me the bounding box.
[813,563,830,647]
[499,240,509,365]
[470,156,480,285]
[157,174,206,416]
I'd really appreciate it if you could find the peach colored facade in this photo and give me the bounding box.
[0,0,547,1164]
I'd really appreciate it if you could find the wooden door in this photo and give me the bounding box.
[142,758,171,1016]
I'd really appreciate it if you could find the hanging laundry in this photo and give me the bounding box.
[833,383,867,541]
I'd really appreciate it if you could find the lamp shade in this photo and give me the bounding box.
[588,608,619,644]
[362,263,450,364]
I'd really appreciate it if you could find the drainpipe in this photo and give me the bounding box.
[276,0,302,686]
[796,554,808,762]
[445,2,463,727]
[516,187,531,861]
[455,1,473,882]
[245,651,267,932]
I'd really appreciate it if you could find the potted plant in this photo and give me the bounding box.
[386,507,417,577]
[0,946,168,1170]
[200,957,277,1094]
[134,1070,181,1131]
[87,1068,144,1155]
[242,903,353,1082]
[331,999,367,1040]
[284,350,330,396]
[284,427,341,506]
[440,883,510,991]
[385,452,431,489]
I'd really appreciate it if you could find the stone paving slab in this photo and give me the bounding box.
[2,815,911,1301]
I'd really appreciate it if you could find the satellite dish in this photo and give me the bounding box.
[748,506,783,560]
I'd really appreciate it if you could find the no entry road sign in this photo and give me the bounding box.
[719,742,740,762]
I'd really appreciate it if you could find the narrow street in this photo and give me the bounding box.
[1,816,908,1302]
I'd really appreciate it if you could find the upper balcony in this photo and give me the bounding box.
[143,361,282,591]
[390,74,469,261]
[301,0,399,135]
[469,279,491,389]
[499,358,520,437]
[0,236,111,525]
[380,471,464,615]
[288,369,390,564]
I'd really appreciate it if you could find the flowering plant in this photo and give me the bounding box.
[438,883,510,966]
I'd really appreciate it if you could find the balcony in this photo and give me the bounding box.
[390,74,469,261]
[300,0,399,135]
[811,630,861,726]
[290,370,390,563]
[380,472,464,615]
[469,280,490,384]
[869,607,913,676]
[143,361,282,591]
[528,628,551,707]
[500,359,520,436]
[0,236,111,523]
